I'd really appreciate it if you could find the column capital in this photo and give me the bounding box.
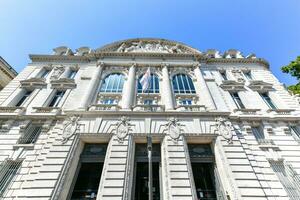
[96,60,105,67]
[161,63,170,68]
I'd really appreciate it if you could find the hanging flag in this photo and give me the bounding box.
[140,67,151,92]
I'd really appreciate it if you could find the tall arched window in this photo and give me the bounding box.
[100,73,125,93]
[137,74,160,93]
[172,74,196,94]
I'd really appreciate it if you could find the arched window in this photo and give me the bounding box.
[137,74,160,93]
[172,74,196,94]
[100,73,125,93]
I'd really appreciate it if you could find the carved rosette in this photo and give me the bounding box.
[62,116,80,143]
[165,117,182,141]
[114,116,132,143]
[215,117,233,143]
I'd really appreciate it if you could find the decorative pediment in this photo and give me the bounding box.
[96,38,201,54]
[50,78,76,89]
[248,80,273,91]
[219,80,245,91]
[20,78,47,89]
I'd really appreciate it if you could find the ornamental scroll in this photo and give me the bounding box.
[215,117,234,144]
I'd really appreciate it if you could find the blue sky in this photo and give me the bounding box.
[1,0,300,85]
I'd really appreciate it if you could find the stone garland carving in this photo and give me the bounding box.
[62,116,80,143]
[50,65,65,80]
[116,41,186,54]
[164,117,183,141]
[215,117,234,144]
[114,116,132,143]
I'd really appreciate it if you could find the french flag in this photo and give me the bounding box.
[140,67,151,92]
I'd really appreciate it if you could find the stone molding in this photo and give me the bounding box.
[50,78,76,89]
[20,77,47,89]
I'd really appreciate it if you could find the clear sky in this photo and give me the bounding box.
[1,0,300,85]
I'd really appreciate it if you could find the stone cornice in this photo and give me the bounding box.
[0,56,17,78]
[29,53,269,69]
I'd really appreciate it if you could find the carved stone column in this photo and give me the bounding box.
[162,64,174,110]
[194,64,216,110]
[78,62,104,110]
[122,63,136,110]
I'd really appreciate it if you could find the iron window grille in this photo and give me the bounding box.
[0,160,22,196]
[270,161,300,200]
[17,124,42,144]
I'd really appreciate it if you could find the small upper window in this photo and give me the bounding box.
[68,70,77,79]
[244,71,253,80]
[102,99,115,105]
[230,92,245,109]
[180,99,192,105]
[48,91,65,107]
[220,71,228,80]
[144,99,153,105]
[15,90,33,107]
[260,93,277,109]
[100,73,125,93]
[40,69,50,78]
[137,74,159,93]
[172,74,196,94]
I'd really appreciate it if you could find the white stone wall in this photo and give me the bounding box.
[0,39,300,200]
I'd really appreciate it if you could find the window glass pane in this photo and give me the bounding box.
[15,91,32,107]
[172,74,195,94]
[40,70,50,78]
[100,73,125,93]
[231,93,245,109]
[260,93,277,109]
[49,91,65,107]
[138,74,159,93]
[68,70,77,79]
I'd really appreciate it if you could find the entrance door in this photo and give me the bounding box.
[134,143,161,200]
[188,144,217,200]
[68,144,108,200]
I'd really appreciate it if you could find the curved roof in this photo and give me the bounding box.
[95,38,202,54]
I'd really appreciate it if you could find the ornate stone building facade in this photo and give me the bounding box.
[0,56,17,90]
[0,38,300,200]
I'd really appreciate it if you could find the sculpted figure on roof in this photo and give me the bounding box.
[115,40,187,53]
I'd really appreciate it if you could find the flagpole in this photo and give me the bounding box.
[147,67,153,200]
